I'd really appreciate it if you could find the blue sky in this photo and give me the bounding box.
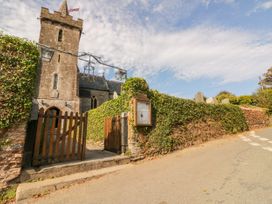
[1,0,272,98]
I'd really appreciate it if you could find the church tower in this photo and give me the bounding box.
[36,0,83,113]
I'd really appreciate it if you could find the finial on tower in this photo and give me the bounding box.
[59,0,69,16]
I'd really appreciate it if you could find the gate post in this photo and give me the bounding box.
[81,112,88,160]
[121,112,128,154]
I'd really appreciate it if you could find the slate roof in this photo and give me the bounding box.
[79,73,122,95]
[107,80,122,94]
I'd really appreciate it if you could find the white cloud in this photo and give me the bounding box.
[0,0,40,40]
[203,0,235,7]
[0,0,271,84]
[256,1,272,10]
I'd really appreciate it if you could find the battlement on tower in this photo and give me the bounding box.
[40,7,83,31]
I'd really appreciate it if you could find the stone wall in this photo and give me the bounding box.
[240,107,270,130]
[80,90,110,113]
[34,5,83,115]
[0,123,26,189]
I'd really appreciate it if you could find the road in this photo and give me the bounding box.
[26,128,272,204]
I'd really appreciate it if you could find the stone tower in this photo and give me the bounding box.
[36,0,83,113]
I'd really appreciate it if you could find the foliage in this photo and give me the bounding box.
[0,34,39,129]
[88,77,248,155]
[88,78,149,141]
[0,138,11,151]
[144,91,248,154]
[259,67,272,88]
[230,95,257,106]
[216,91,236,103]
[121,77,149,96]
[255,88,272,114]
[0,185,17,204]
[87,94,130,141]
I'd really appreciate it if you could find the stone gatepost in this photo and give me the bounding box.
[127,94,152,156]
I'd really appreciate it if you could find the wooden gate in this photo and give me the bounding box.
[32,108,88,166]
[104,116,121,154]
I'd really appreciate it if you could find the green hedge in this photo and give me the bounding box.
[0,34,39,129]
[145,90,248,153]
[87,94,130,141]
[87,78,149,141]
[88,78,248,153]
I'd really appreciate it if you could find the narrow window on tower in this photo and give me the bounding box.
[53,74,58,90]
[58,54,61,63]
[58,29,63,42]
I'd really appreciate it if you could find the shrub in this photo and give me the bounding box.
[88,78,249,155]
[255,88,272,114]
[121,77,149,96]
[0,34,39,129]
[216,91,235,103]
[230,95,257,106]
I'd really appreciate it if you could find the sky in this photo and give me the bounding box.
[1,0,272,99]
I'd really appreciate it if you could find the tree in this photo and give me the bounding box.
[259,67,272,89]
[255,89,272,113]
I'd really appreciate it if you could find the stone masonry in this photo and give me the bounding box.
[34,1,83,116]
[0,124,26,189]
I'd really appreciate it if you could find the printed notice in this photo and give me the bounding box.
[136,101,151,125]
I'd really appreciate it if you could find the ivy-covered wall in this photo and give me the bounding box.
[87,94,130,142]
[0,33,39,130]
[143,90,248,154]
[88,78,248,155]
[0,33,39,189]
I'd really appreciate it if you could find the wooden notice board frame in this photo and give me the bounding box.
[133,94,152,127]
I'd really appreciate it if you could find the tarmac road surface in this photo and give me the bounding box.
[24,128,272,204]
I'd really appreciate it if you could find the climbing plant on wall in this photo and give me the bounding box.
[0,33,39,129]
[88,77,248,154]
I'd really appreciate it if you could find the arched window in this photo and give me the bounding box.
[53,74,58,90]
[46,107,60,128]
[58,29,63,42]
[91,96,97,109]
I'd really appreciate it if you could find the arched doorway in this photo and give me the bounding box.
[46,107,60,128]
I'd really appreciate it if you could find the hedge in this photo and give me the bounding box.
[144,90,248,154]
[88,78,248,154]
[87,78,148,142]
[87,94,130,141]
[0,34,39,129]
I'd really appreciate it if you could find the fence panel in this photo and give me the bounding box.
[32,108,88,166]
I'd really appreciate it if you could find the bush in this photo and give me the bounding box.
[216,91,235,103]
[230,95,257,106]
[121,77,149,96]
[0,34,39,129]
[255,89,272,114]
